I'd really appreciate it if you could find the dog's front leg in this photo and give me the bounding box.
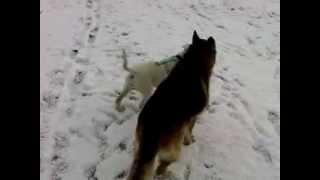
[115,84,131,112]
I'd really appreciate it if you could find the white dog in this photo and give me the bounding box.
[115,45,189,112]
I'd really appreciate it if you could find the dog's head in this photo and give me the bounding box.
[183,30,216,78]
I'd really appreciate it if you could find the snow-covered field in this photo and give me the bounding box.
[40,0,280,179]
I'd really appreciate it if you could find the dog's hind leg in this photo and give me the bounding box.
[157,124,186,175]
[183,117,197,145]
[138,85,152,110]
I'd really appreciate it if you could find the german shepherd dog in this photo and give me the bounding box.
[126,31,216,180]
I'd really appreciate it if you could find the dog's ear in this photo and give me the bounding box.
[192,30,200,44]
[208,36,216,51]
[208,37,215,45]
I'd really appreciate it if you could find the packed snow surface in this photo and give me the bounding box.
[40,0,280,179]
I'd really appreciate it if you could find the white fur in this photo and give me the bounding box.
[115,45,189,112]
[115,57,177,112]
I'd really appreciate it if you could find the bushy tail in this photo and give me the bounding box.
[121,49,134,73]
[127,138,158,180]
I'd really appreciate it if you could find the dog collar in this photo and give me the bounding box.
[162,56,179,74]
[158,56,178,65]
[163,61,173,74]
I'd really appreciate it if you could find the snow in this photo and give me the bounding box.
[40,0,280,179]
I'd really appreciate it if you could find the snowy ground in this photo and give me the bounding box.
[40,0,280,180]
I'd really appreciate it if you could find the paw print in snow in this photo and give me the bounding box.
[42,91,60,109]
[115,170,127,179]
[73,70,86,84]
[53,131,70,150]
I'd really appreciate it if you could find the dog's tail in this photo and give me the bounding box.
[121,49,135,73]
[127,137,158,180]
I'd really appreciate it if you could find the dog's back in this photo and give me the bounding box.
[127,31,216,180]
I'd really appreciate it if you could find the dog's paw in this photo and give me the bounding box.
[116,105,126,112]
[155,171,177,180]
[183,135,195,146]
[155,171,172,178]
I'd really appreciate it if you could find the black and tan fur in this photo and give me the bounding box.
[127,31,216,180]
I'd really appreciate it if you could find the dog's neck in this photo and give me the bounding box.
[158,44,190,74]
[175,53,212,88]
[158,57,178,65]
